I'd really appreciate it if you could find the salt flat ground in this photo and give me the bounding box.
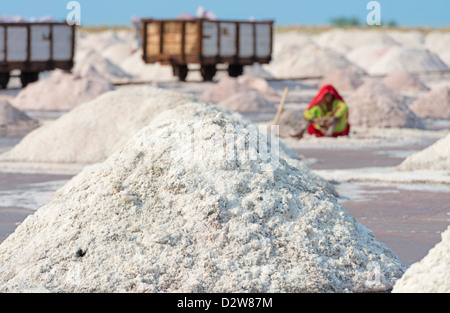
[0,80,449,267]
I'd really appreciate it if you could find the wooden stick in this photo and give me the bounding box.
[272,87,289,126]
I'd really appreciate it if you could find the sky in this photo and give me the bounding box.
[1,0,449,28]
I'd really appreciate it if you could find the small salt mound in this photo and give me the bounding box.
[409,86,450,119]
[74,49,133,84]
[12,69,114,111]
[368,46,449,75]
[0,117,405,293]
[0,100,38,137]
[217,91,276,113]
[382,70,430,93]
[201,77,254,103]
[346,81,425,129]
[318,69,363,92]
[0,87,198,164]
[265,43,365,79]
[277,109,307,138]
[347,43,395,72]
[396,133,450,171]
[78,30,124,53]
[393,226,450,293]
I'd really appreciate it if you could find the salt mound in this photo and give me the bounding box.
[0,100,39,137]
[265,43,364,79]
[409,86,450,119]
[347,44,395,72]
[314,29,397,54]
[387,30,425,48]
[120,49,175,82]
[318,70,363,92]
[237,76,280,102]
[396,133,450,171]
[12,70,115,111]
[218,91,276,113]
[393,226,450,293]
[346,81,425,129]
[425,31,450,66]
[277,109,307,138]
[0,87,198,163]
[368,46,449,75]
[382,70,430,93]
[0,117,405,292]
[201,77,254,103]
[78,30,124,53]
[74,49,133,83]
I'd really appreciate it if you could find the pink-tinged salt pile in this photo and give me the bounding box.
[396,133,450,171]
[0,100,39,137]
[393,226,450,293]
[347,44,395,73]
[425,31,450,67]
[346,81,425,129]
[368,46,449,75]
[12,69,115,111]
[0,115,405,293]
[318,70,363,92]
[382,70,430,93]
[217,91,276,113]
[409,86,450,119]
[201,77,255,103]
[237,76,280,102]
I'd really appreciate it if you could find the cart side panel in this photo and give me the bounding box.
[30,25,51,61]
[184,21,199,56]
[162,21,183,55]
[238,23,254,58]
[7,26,27,62]
[0,26,4,61]
[255,23,271,58]
[52,25,73,61]
[145,22,160,56]
[219,22,236,57]
[202,21,218,57]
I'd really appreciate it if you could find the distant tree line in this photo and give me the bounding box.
[329,16,397,27]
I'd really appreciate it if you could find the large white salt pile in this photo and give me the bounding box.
[265,43,364,79]
[0,116,405,293]
[0,100,39,137]
[314,29,397,54]
[77,30,125,53]
[396,133,450,171]
[318,69,363,92]
[409,86,450,119]
[368,46,449,75]
[382,70,430,93]
[74,49,133,84]
[393,226,450,293]
[346,81,425,129]
[387,30,425,48]
[12,69,115,111]
[0,87,197,164]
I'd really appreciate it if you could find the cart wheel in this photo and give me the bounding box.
[227,65,243,78]
[20,71,40,88]
[200,65,216,81]
[173,65,188,81]
[0,73,10,89]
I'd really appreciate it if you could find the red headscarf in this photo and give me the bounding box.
[307,85,344,110]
